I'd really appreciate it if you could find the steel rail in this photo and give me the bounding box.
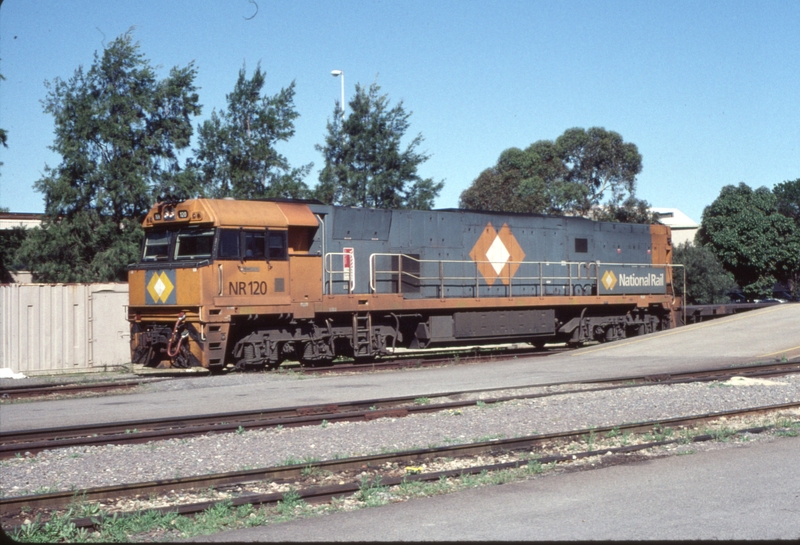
[0,379,165,401]
[3,360,800,458]
[2,401,798,519]
[295,344,568,374]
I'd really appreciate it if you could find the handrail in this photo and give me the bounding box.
[325,252,354,295]
[367,252,678,299]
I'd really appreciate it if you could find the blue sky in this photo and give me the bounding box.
[1,0,799,225]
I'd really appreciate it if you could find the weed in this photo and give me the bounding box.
[280,456,303,466]
[525,460,545,474]
[473,433,504,443]
[32,485,59,495]
[679,428,696,444]
[583,429,597,450]
[708,426,737,442]
[414,397,431,405]
[605,426,621,439]
[236,426,246,435]
[320,419,329,429]
[301,464,323,477]
[649,425,673,442]
[774,417,796,429]
[276,490,306,517]
[70,492,101,518]
[357,476,388,507]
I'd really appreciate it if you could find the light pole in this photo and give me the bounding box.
[331,70,344,118]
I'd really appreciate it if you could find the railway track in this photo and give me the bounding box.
[0,344,563,403]
[0,378,174,401]
[2,400,798,535]
[293,343,569,374]
[3,360,799,459]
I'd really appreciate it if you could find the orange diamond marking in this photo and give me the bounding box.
[469,222,526,286]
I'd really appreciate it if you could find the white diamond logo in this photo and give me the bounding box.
[485,235,511,275]
[153,277,167,299]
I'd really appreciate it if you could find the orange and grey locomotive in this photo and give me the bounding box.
[128,198,680,371]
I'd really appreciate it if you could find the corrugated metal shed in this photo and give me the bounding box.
[0,283,130,374]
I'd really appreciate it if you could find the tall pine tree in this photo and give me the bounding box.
[17,31,201,282]
[191,64,311,200]
[315,82,442,209]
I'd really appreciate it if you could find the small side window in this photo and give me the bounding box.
[217,229,240,260]
[268,230,288,260]
[575,238,588,253]
[244,231,266,260]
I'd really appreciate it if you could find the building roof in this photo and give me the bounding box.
[0,212,43,230]
[650,208,699,229]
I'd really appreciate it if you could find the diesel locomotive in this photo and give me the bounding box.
[128,198,681,371]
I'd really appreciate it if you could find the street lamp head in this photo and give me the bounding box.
[331,70,343,77]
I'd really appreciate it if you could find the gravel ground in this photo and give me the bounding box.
[2,374,800,498]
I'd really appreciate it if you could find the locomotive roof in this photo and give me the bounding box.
[143,198,318,229]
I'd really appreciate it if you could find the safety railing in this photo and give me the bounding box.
[367,253,676,299]
[325,252,354,295]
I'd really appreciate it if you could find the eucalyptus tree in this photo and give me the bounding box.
[697,182,800,298]
[459,127,653,222]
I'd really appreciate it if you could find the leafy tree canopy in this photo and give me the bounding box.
[315,82,443,209]
[0,227,27,283]
[16,31,201,282]
[672,241,737,304]
[774,178,800,227]
[697,182,800,298]
[192,64,311,200]
[459,127,654,222]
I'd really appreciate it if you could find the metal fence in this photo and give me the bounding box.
[0,283,130,375]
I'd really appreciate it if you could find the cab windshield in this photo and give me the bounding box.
[174,229,214,260]
[141,228,215,262]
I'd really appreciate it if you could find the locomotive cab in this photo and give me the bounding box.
[128,198,321,371]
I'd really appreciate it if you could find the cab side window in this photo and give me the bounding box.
[216,228,287,261]
[218,229,240,260]
[244,231,266,260]
[268,230,288,260]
